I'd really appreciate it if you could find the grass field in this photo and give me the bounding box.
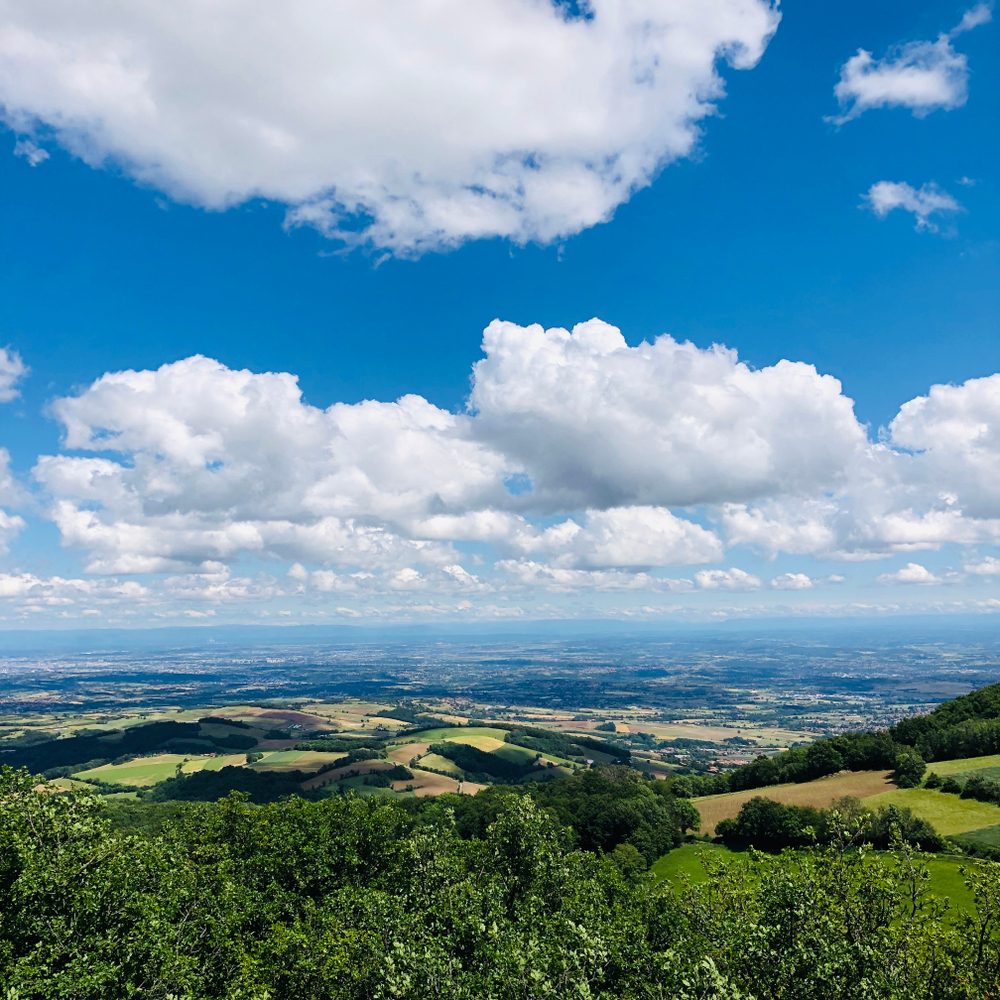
[927,755,1000,778]
[77,753,248,786]
[394,727,510,744]
[955,826,1000,849]
[694,770,895,835]
[865,787,1000,835]
[417,753,465,776]
[650,843,978,912]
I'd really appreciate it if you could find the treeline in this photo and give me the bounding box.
[4,765,1000,998]
[690,680,1000,798]
[671,730,926,797]
[716,795,942,852]
[891,682,1000,762]
[4,719,263,775]
[429,768,700,865]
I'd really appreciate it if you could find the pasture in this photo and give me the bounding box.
[694,770,895,835]
[651,842,978,912]
[77,753,247,786]
[865,787,1000,836]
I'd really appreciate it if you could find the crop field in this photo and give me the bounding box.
[395,727,509,744]
[694,770,895,835]
[298,758,394,791]
[865,787,1000,835]
[388,742,429,763]
[651,842,978,912]
[77,753,248,786]
[417,753,465,776]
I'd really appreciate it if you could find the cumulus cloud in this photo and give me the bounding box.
[771,572,814,590]
[863,181,962,232]
[876,562,941,585]
[36,354,508,572]
[828,5,991,125]
[966,557,1000,575]
[694,567,761,591]
[0,0,779,255]
[469,319,866,509]
[33,318,1000,600]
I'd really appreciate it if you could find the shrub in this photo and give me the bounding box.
[941,776,962,794]
[892,749,927,789]
[923,771,942,789]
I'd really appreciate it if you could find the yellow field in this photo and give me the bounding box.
[694,771,895,835]
[864,788,1000,835]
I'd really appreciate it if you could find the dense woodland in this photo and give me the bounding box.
[7,685,1000,995]
[4,764,1000,998]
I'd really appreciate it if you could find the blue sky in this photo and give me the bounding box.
[0,0,997,626]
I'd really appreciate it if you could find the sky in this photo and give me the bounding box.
[0,0,998,628]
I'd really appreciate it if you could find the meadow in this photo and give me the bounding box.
[650,842,978,913]
[693,769,895,835]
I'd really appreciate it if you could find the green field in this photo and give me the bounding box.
[77,753,247,786]
[418,752,465,776]
[926,754,1000,778]
[866,787,1000,835]
[651,843,977,912]
[396,727,510,744]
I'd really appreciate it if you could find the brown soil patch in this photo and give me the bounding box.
[389,742,429,764]
[695,770,895,836]
[398,772,487,797]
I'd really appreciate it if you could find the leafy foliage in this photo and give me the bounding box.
[3,765,1000,998]
[716,796,943,852]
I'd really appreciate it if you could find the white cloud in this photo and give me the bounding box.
[0,347,28,402]
[694,567,761,591]
[889,373,1000,519]
[771,572,814,590]
[828,5,991,125]
[0,0,779,256]
[495,560,692,593]
[863,181,962,232]
[32,319,1000,608]
[469,319,866,509]
[876,562,940,585]
[966,557,1000,575]
[36,354,506,572]
[12,136,47,165]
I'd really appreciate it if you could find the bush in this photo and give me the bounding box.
[961,775,1000,805]
[716,797,943,852]
[924,771,942,788]
[893,750,926,789]
[941,776,962,794]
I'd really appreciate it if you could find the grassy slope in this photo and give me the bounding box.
[694,770,895,836]
[865,787,1000,835]
[650,842,977,912]
[927,755,1000,777]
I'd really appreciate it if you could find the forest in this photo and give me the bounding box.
[4,762,1000,998]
